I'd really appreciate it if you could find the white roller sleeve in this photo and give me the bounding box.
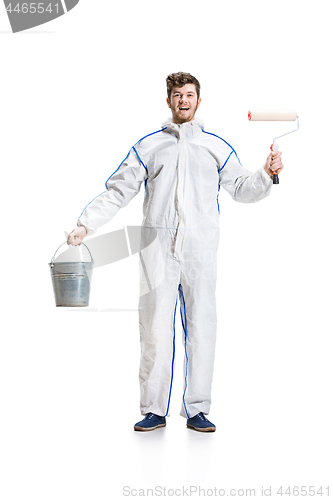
[248,109,297,121]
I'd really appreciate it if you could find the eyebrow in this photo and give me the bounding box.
[173,91,195,95]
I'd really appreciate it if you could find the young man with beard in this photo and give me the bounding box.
[68,72,283,432]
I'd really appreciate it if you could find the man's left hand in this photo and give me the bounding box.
[264,151,284,177]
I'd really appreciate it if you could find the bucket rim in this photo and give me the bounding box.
[49,261,94,265]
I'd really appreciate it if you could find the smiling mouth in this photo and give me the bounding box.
[179,107,189,111]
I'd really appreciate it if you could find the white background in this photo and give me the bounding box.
[1,1,332,498]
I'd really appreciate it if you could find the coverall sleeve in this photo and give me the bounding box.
[77,147,147,235]
[219,150,272,203]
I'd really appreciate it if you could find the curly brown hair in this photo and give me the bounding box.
[166,72,201,101]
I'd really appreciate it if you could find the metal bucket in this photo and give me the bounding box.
[49,242,94,307]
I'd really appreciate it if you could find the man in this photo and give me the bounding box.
[68,72,283,432]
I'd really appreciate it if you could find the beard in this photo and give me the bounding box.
[171,102,199,124]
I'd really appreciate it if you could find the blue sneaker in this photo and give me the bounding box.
[134,413,166,431]
[186,412,216,432]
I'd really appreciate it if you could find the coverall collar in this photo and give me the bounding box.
[162,117,204,139]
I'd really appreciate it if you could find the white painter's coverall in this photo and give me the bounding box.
[78,118,272,418]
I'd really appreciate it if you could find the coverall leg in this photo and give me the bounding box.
[138,228,181,417]
[138,226,219,419]
[179,228,219,418]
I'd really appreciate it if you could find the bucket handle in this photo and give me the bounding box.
[50,241,94,267]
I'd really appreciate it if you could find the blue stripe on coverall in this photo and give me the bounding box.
[76,150,132,221]
[202,131,240,215]
[164,296,178,417]
[133,127,167,184]
[202,129,243,167]
[78,128,166,221]
[179,284,190,419]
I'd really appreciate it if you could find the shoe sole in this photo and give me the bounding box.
[134,423,166,432]
[187,424,216,432]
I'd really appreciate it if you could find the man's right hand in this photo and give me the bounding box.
[67,226,87,246]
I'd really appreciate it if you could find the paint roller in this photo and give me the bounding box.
[248,109,299,184]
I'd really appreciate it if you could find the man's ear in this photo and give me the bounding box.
[196,97,202,110]
[166,97,171,109]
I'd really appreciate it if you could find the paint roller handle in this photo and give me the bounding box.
[270,143,280,185]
